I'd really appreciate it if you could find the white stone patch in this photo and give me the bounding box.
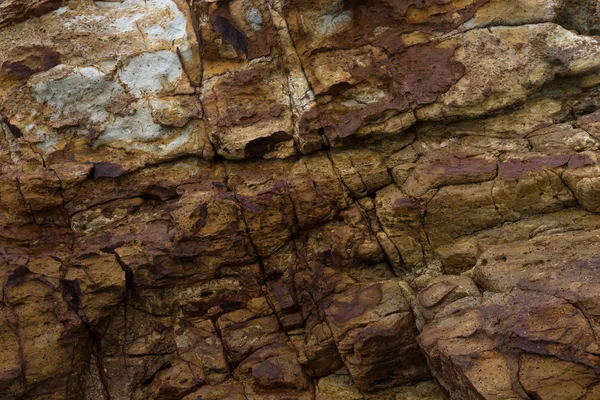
[301,0,354,41]
[177,47,195,74]
[144,0,189,44]
[95,59,119,74]
[94,1,129,8]
[175,334,191,349]
[105,0,190,51]
[287,75,316,112]
[372,26,391,37]
[247,8,263,31]
[98,103,165,144]
[544,0,560,20]
[8,0,200,160]
[315,11,353,38]
[460,17,478,30]
[566,131,599,151]
[61,14,107,30]
[119,51,183,95]
[99,109,196,154]
[342,89,388,108]
[156,124,193,153]
[32,65,123,124]
[111,12,144,33]
[25,124,58,152]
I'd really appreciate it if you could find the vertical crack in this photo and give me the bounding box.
[220,159,266,280]
[324,149,400,276]
[93,333,112,400]
[187,0,204,85]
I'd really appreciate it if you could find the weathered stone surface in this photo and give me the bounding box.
[2,0,600,399]
[315,375,445,400]
[0,0,210,176]
[434,238,481,274]
[416,275,481,323]
[321,281,429,391]
[418,290,600,399]
[0,0,62,28]
[418,23,600,121]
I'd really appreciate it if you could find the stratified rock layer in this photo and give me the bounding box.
[1,0,600,399]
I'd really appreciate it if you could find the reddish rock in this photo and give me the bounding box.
[1,1,600,398]
[418,290,600,399]
[0,0,62,28]
[321,281,429,391]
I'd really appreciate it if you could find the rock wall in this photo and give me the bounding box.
[1,0,600,399]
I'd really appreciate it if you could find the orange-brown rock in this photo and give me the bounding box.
[418,290,600,399]
[2,0,600,399]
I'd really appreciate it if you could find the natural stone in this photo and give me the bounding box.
[2,1,600,399]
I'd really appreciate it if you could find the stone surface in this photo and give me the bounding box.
[419,289,600,399]
[2,0,600,399]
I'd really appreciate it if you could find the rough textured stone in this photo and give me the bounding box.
[320,281,429,391]
[2,0,600,399]
[0,0,62,28]
[418,290,600,399]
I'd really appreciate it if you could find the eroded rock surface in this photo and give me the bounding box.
[2,0,600,399]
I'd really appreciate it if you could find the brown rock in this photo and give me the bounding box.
[435,238,481,274]
[416,275,481,322]
[402,153,497,198]
[2,0,600,398]
[418,290,600,399]
[0,0,61,29]
[375,185,427,270]
[425,181,503,247]
[321,281,429,391]
[182,381,246,400]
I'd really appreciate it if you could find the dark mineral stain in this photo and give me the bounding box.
[1,118,23,138]
[92,162,126,178]
[212,181,228,189]
[568,153,595,169]
[498,155,570,179]
[123,266,134,290]
[6,265,31,286]
[244,131,293,158]
[79,252,100,259]
[213,16,249,57]
[140,185,177,201]
[61,279,82,313]
[86,127,98,141]
[99,241,126,254]
[192,203,209,234]
[392,43,465,105]
[140,362,172,388]
[1,46,61,79]
[326,283,384,324]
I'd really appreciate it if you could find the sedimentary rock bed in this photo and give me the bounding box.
[1,0,600,399]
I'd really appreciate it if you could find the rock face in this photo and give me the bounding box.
[1,0,600,399]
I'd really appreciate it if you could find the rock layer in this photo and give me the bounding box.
[1,0,600,399]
